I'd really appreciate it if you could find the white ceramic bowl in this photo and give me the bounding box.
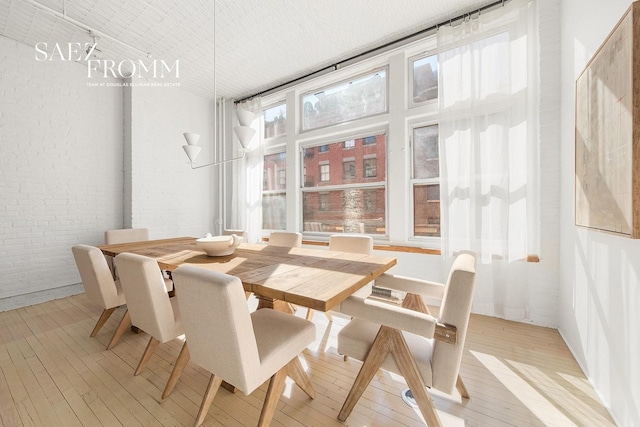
[196,234,243,257]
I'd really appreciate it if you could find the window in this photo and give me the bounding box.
[410,54,438,105]
[319,144,329,153]
[319,193,329,211]
[343,159,355,180]
[412,124,440,237]
[319,163,330,182]
[363,136,377,145]
[344,139,355,149]
[263,102,286,139]
[363,156,377,178]
[302,133,387,235]
[262,151,287,230]
[301,69,388,131]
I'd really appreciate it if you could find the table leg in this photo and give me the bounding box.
[255,295,294,314]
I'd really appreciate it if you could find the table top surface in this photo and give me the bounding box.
[98,237,397,312]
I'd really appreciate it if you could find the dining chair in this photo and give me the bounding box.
[267,231,302,248]
[222,229,248,239]
[170,266,316,426]
[305,234,374,323]
[104,228,149,279]
[336,252,476,426]
[267,231,302,312]
[71,244,131,350]
[114,252,183,376]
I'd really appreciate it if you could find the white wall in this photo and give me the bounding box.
[559,0,640,425]
[0,36,123,310]
[129,82,217,238]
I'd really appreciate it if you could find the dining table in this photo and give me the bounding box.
[98,236,397,314]
[98,236,397,395]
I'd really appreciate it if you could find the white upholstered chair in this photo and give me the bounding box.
[222,229,248,239]
[104,227,149,244]
[104,228,149,279]
[171,266,316,427]
[71,244,131,349]
[114,253,183,375]
[305,234,374,323]
[336,252,476,426]
[267,231,302,248]
[266,232,303,312]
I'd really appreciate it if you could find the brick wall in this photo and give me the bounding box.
[0,36,124,309]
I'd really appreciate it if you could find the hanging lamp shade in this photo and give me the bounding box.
[182,145,202,163]
[183,132,200,146]
[233,126,256,149]
[236,109,256,127]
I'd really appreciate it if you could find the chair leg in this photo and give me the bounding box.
[338,326,393,421]
[90,307,116,337]
[287,356,315,399]
[258,366,288,427]
[162,342,190,399]
[195,374,223,427]
[456,375,470,399]
[134,336,160,376]
[390,328,442,427]
[106,309,131,350]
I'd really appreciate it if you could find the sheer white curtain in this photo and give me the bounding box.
[438,0,539,320]
[230,97,263,243]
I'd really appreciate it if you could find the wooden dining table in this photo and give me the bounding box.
[98,236,397,314]
[99,236,397,396]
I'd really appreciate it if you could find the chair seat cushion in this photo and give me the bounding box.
[337,318,434,388]
[252,309,315,381]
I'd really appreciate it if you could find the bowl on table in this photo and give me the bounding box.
[196,233,243,256]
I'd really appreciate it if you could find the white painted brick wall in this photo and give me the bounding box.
[0,37,123,307]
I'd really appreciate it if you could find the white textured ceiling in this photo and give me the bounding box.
[0,0,493,100]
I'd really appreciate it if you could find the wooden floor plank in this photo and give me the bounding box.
[0,293,616,427]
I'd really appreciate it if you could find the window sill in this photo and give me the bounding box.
[262,238,541,261]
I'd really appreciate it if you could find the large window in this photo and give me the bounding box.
[412,124,440,237]
[262,152,286,230]
[263,102,286,139]
[301,69,388,131]
[302,133,386,234]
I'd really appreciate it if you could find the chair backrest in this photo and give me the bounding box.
[172,266,260,394]
[329,235,373,255]
[114,253,178,343]
[330,235,374,299]
[104,228,149,244]
[71,244,121,309]
[268,231,302,248]
[222,229,248,239]
[431,252,476,393]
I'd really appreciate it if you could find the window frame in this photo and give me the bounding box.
[299,67,389,132]
[408,51,439,109]
[409,120,441,243]
[299,128,389,237]
[262,100,287,141]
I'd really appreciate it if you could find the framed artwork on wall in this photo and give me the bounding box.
[575,1,640,238]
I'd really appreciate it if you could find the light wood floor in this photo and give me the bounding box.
[0,293,615,427]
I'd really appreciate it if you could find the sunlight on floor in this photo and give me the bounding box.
[472,350,574,425]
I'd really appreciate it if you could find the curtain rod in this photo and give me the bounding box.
[236,0,509,103]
